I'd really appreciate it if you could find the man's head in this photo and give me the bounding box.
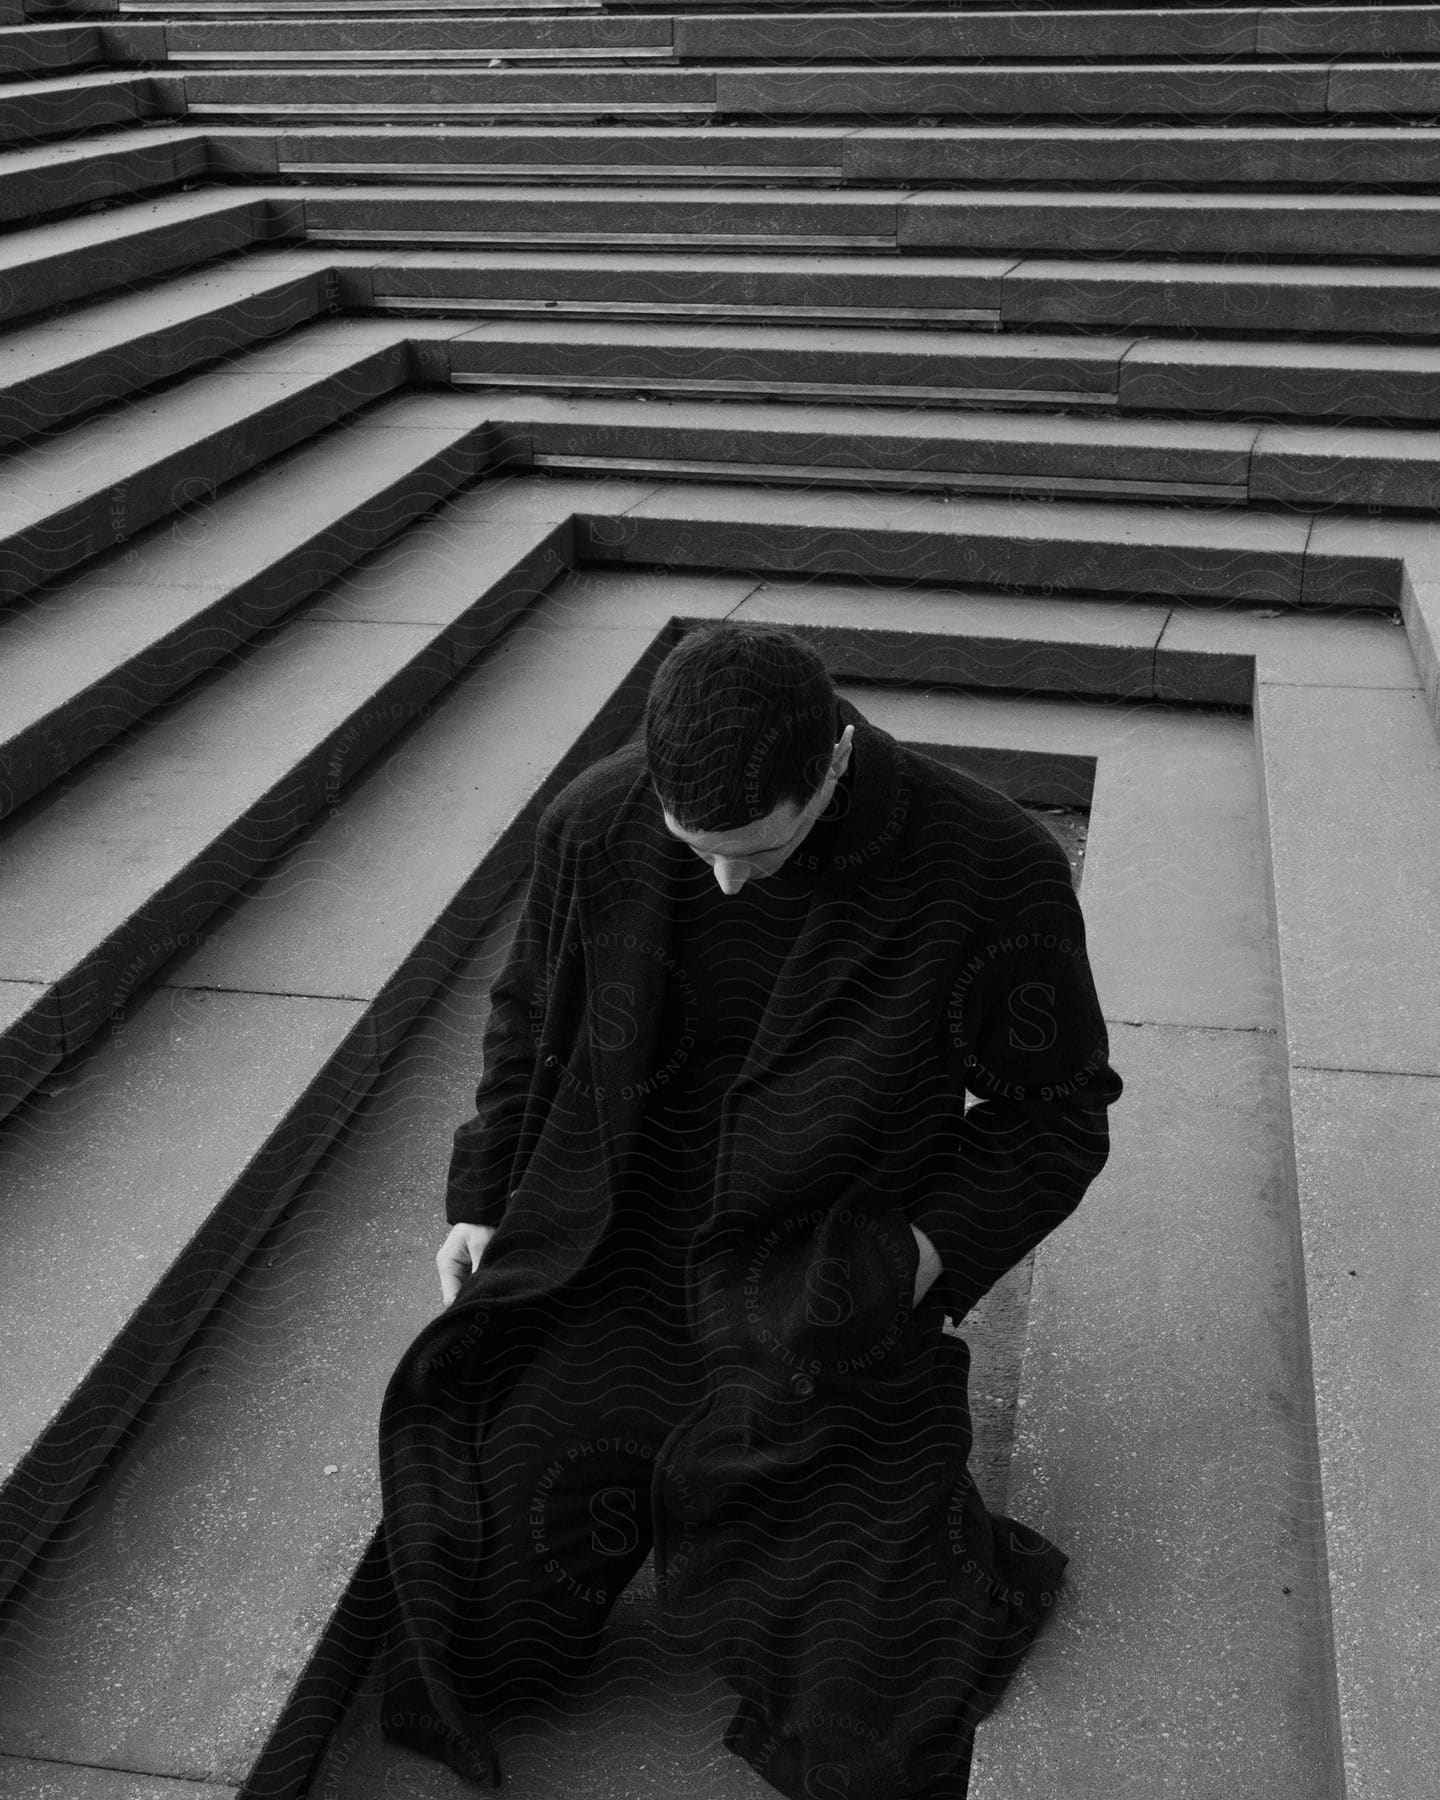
[644,622,853,894]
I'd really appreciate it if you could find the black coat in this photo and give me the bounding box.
[377,696,1123,1796]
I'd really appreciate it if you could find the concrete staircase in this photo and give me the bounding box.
[0,3,1437,1797]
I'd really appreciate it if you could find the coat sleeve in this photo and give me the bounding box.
[907,829,1123,1319]
[442,801,570,1228]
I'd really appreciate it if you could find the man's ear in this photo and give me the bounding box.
[831,723,855,779]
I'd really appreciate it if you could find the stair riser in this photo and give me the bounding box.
[0,350,406,608]
[301,196,1440,262]
[0,201,287,331]
[173,64,1440,120]
[0,274,326,453]
[449,354,1440,427]
[0,136,207,229]
[0,1037,376,1604]
[0,432,484,821]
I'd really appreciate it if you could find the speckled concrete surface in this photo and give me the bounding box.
[1287,1067,1440,1800]
[0,1757,234,1800]
[1258,680,1440,1077]
[969,1022,1338,1800]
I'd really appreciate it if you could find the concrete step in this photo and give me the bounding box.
[0,257,328,450]
[137,5,1416,67]
[302,181,902,249]
[0,22,102,74]
[0,187,301,330]
[158,17,674,64]
[0,124,208,228]
[339,245,1440,338]
[173,59,1389,123]
[205,120,1440,190]
[677,0,1440,61]
[0,550,1382,1800]
[845,123,1440,189]
[0,487,647,1606]
[476,389,1440,510]
[482,388,1258,504]
[562,468,1388,612]
[0,378,488,819]
[118,0,603,11]
[230,122,847,184]
[293,181,1440,262]
[441,315,1440,426]
[0,318,414,609]
[0,68,159,143]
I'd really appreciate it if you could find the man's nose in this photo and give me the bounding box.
[712,858,752,894]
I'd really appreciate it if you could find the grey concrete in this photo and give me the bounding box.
[0,984,376,1599]
[1260,3,1440,55]
[302,183,902,243]
[1257,682,1440,1076]
[0,1759,234,1800]
[0,23,101,74]
[0,126,206,228]
[1327,61,1440,115]
[1252,424,1440,511]
[1123,339,1440,426]
[170,16,673,54]
[354,246,1010,317]
[0,409,486,816]
[1287,1066,1440,1800]
[1002,257,1440,339]
[592,483,1311,606]
[848,124,1440,188]
[180,67,716,107]
[0,266,326,449]
[0,338,408,605]
[448,315,1125,398]
[1154,604,1419,706]
[903,189,1440,261]
[0,71,150,147]
[681,9,1259,62]
[270,123,843,172]
[734,578,1167,701]
[714,62,1328,120]
[0,190,282,329]
[478,390,1257,495]
[0,981,64,1129]
[1298,514,1429,614]
[968,1024,1337,1800]
[159,551,681,1038]
[1401,577,1440,726]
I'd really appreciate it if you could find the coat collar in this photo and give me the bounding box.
[588,695,907,904]
[572,698,913,1192]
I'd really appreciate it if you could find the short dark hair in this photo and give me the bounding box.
[644,622,839,832]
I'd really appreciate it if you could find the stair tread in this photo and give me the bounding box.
[0,328,403,541]
[0,396,487,813]
[0,186,279,280]
[0,550,1371,1783]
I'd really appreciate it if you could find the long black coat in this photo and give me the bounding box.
[377,696,1122,1796]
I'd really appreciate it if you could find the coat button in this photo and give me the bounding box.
[543,1054,560,1070]
[789,1373,816,1400]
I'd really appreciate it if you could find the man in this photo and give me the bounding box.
[377,621,1122,1798]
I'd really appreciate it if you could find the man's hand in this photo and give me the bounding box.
[911,1225,942,1308]
[437,1222,497,1307]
